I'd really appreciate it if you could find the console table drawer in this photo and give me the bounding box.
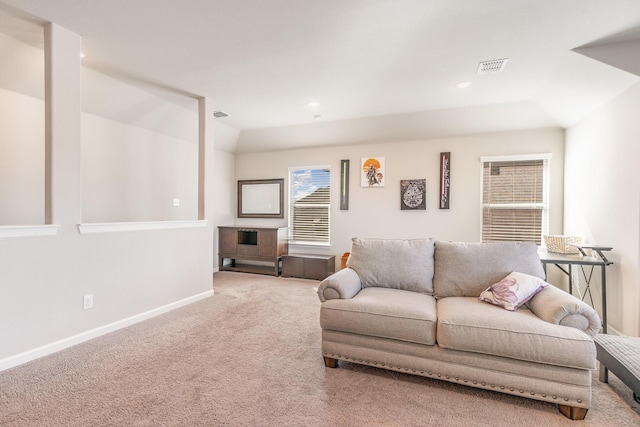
[282,254,335,280]
[237,244,258,256]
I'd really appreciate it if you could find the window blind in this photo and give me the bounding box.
[481,157,549,244]
[288,167,331,244]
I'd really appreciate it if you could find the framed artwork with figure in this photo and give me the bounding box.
[361,157,385,187]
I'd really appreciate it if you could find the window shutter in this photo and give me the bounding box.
[481,157,549,244]
[288,167,331,244]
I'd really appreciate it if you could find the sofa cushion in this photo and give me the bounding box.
[478,271,548,311]
[436,297,596,370]
[433,241,545,298]
[320,287,437,345]
[346,237,435,294]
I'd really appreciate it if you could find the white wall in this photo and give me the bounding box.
[81,67,198,144]
[0,26,203,226]
[212,147,236,267]
[0,31,203,225]
[0,29,44,226]
[81,112,198,223]
[80,66,201,223]
[0,87,44,225]
[234,128,565,268]
[0,23,216,368]
[0,31,44,100]
[565,81,640,337]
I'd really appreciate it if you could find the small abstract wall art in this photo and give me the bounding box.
[400,179,426,210]
[361,157,385,187]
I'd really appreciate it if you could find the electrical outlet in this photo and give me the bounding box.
[83,294,93,310]
[172,198,180,207]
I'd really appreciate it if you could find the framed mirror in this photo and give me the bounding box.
[238,178,284,218]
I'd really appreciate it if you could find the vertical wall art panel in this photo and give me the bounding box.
[400,179,426,210]
[361,157,385,187]
[340,159,349,210]
[439,152,450,209]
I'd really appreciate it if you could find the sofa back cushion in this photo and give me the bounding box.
[346,237,435,294]
[433,241,545,298]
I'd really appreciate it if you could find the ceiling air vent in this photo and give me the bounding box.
[213,110,230,118]
[477,58,508,75]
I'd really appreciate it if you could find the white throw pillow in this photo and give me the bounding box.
[478,271,549,311]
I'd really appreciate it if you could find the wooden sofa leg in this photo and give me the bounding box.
[323,356,338,368]
[558,405,588,420]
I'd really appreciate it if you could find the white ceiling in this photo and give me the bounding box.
[1,0,639,152]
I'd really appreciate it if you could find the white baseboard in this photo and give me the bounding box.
[0,290,214,372]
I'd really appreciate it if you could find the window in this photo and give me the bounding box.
[480,154,550,244]
[288,166,331,245]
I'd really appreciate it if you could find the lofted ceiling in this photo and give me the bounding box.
[1,0,639,153]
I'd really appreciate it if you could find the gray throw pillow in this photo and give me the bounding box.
[346,237,435,294]
[433,241,545,298]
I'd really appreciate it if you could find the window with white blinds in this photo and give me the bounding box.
[480,154,550,244]
[288,166,331,245]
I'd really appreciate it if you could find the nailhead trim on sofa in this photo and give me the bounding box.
[323,351,583,405]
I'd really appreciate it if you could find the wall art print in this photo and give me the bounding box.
[340,159,349,210]
[361,157,385,187]
[439,152,450,209]
[400,179,426,210]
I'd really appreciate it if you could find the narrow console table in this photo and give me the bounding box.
[282,254,336,280]
[538,245,613,333]
[218,226,288,276]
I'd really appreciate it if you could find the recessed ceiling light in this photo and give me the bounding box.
[213,110,230,118]
[80,52,87,59]
[306,100,320,109]
[456,81,472,89]
[314,114,322,120]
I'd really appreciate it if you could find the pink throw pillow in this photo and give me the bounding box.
[479,271,549,311]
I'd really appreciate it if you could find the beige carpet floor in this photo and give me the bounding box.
[1,271,639,426]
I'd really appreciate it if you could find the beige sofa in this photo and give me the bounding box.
[317,238,601,420]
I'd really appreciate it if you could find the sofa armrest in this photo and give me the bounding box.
[317,268,362,302]
[526,284,601,336]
